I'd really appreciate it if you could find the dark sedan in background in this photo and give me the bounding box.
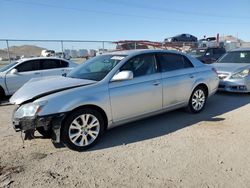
[189,47,226,64]
[165,34,198,43]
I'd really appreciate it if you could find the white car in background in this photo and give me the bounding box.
[0,57,78,99]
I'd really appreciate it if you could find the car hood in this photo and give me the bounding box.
[213,63,250,73]
[10,76,97,105]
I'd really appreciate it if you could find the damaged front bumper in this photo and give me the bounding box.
[12,108,66,143]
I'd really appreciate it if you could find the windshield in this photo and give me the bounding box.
[0,61,18,72]
[188,49,206,57]
[218,51,250,64]
[67,55,126,81]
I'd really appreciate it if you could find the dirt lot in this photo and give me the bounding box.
[0,92,250,188]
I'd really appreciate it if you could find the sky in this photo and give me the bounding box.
[0,0,250,45]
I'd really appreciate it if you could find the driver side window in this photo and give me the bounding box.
[120,54,157,77]
[206,49,213,56]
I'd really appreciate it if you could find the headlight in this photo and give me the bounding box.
[231,69,250,79]
[14,101,47,119]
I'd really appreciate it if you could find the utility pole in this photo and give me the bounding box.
[6,40,11,63]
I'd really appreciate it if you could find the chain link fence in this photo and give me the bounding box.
[0,39,199,64]
[1,38,247,67]
[0,39,119,66]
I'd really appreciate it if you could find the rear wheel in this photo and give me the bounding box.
[187,86,207,113]
[61,108,105,151]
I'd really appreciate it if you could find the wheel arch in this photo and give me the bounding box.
[64,104,109,130]
[192,83,209,97]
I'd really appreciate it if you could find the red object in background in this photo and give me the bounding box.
[216,33,219,47]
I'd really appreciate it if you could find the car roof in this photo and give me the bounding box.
[175,33,195,37]
[105,49,184,56]
[16,56,70,63]
[196,47,225,50]
[230,48,250,52]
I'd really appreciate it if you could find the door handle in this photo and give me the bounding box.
[189,74,194,79]
[153,81,161,86]
[34,72,40,75]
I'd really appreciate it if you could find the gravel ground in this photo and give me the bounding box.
[0,92,250,188]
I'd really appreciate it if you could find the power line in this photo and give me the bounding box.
[96,0,250,20]
[2,0,249,25]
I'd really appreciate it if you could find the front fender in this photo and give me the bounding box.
[35,84,112,122]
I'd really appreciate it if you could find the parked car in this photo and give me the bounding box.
[55,52,71,60]
[165,34,198,42]
[10,50,219,151]
[189,47,226,64]
[41,50,55,57]
[0,57,77,99]
[213,48,250,93]
[198,37,219,48]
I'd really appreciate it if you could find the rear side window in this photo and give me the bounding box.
[16,60,40,72]
[157,53,193,72]
[60,60,69,68]
[41,59,68,69]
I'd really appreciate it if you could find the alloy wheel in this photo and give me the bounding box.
[68,114,100,147]
[192,89,206,111]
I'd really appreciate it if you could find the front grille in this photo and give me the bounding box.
[218,84,225,89]
[230,85,247,91]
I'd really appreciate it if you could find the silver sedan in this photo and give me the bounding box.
[213,48,250,93]
[10,50,219,151]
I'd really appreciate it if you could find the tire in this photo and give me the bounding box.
[61,108,105,151]
[36,127,52,138]
[186,86,207,113]
[0,87,5,101]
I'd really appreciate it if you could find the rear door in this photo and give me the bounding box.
[109,53,162,122]
[40,59,69,77]
[156,53,196,108]
[5,60,42,94]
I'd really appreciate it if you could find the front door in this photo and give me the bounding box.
[109,54,162,122]
[6,60,42,95]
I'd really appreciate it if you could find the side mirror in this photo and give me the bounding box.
[10,68,18,74]
[111,70,133,82]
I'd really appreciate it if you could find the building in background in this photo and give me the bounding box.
[78,49,88,58]
[70,49,78,58]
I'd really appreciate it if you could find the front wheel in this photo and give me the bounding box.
[61,108,105,151]
[187,86,207,113]
[0,87,5,102]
